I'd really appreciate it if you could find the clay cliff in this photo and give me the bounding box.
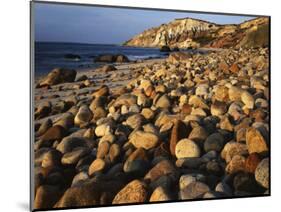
[123,17,269,49]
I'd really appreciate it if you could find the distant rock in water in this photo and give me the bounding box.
[64,54,81,60]
[94,54,130,63]
[39,68,77,87]
[160,45,171,52]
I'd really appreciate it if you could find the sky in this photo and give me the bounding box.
[34,2,257,44]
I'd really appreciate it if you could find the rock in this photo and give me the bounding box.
[54,112,74,130]
[75,74,87,82]
[228,102,244,121]
[37,119,52,136]
[176,157,203,169]
[74,105,93,127]
[88,158,106,176]
[144,159,177,182]
[141,108,155,120]
[89,96,107,111]
[233,172,264,193]
[113,94,137,107]
[95,123,112,137]
[255,158,269,189]
[126,114,145,129]
[170,120,190,156]
[229,63,239,73]
[41,149,62,168]
[221,141,248,163]
[175,139,201,159]
[109,143,121,162]
[245,153,261,173]
[150,186,171,202]
[246,127,268,154]
[61,147,90,165]
[179,182,210,200]
[210,101,227,116]
[101,65,117,72]
[220,115,234,131]
[206,161,223,176]
[129,130,159,150]
[92,85,109,98]
[155,94,171,109]
[56,136,93,154]
[188,95,209,109]
[225,155,246,174]
[167,52,191,64]
[214,85,229,102]
[204,133,224,152]
[116,54,130,63]
[228,86,243,102]
[241,91,255,109]
[34,185,63,209]
[35,102,52,120]
[39,68,76,87]
[160,45,171,52]
[71,171,89,187]
[112,180,148,204]
[215,182,232,195]
[124,148,149,174]
[179,174,205,190]
[93,107,107,120]
[195,84,209,98]
[188,126,208,142]
[97,141,110,159]
[54,182,100,207]
[94,54,129,63]
[64,53,81,60]
[40,125,66,142]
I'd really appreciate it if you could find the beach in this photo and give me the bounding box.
[33,47,269,209]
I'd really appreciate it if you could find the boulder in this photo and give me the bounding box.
[39,68,77,87]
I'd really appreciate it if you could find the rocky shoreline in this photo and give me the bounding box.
[33,47,269,209]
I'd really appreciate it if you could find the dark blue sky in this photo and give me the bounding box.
[34,3,256,44]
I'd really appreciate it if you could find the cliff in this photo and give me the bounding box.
[123,17,269,49]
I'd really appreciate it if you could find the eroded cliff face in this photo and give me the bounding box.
[124,17,269,49]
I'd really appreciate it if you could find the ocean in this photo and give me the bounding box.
[34,42,170,76]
